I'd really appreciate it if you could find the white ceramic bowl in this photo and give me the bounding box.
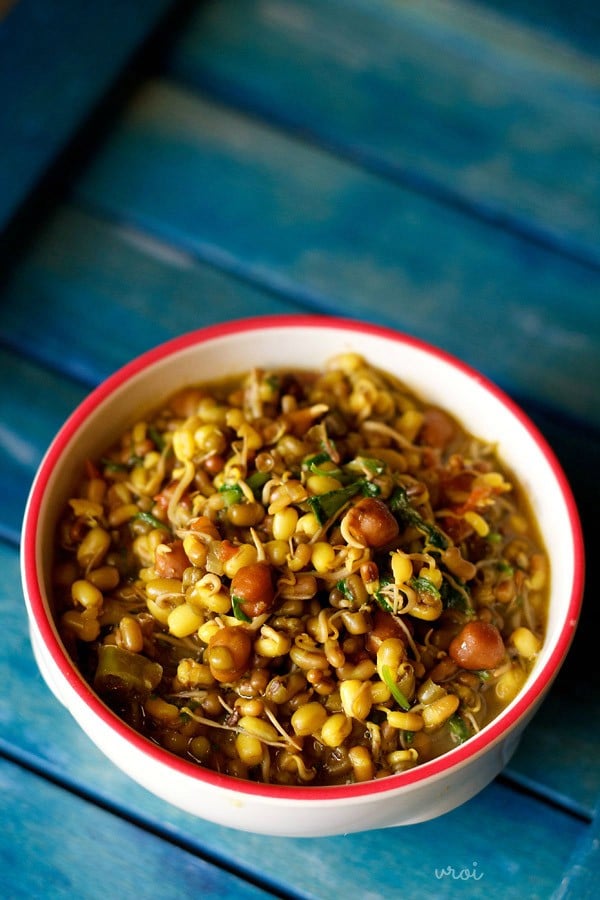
[21,315,584,836]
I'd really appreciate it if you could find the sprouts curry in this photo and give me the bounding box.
[53,354,548,786]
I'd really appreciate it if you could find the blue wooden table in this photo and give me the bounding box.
[1,2,599,897]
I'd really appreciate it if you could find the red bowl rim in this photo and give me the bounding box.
[21,314,585,802]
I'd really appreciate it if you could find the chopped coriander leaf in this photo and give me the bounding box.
[231,595,252,623]
[409,575,441,600]
[381,664,411,710]
[218,482,244,506]
[133,511,171,532]
[448,714,470,744]
[475,670,491,681]
[336,578,352,600]
[360,480,381,498]
[101,457,129,472]
[440,577,472,614]
[372,574,394,612]
[308,479,382,524]
[374,593,394,613]
[389,487,448,549]
[148,426,166,451]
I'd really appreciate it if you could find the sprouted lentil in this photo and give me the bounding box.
[53,354,548,785]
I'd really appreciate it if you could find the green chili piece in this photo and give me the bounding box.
[346,456,386,476]
[381,664,411,711]
[246,470,271,498]
[307,482,362,524]
[303,451,344,480]
[304,451,331,469]
[94,644,163,697]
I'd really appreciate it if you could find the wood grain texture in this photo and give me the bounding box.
[0,0,173,228]
[0,536,588,899]
[69,80,600,429]
[552,805,600,900]
[0,347,86,543]
[0,757,277,900]
[165,0,600,267]
[0,207,301,386]
[475,0,600,56]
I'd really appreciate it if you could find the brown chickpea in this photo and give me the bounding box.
[204,454,225,475]
[168,387,207,417]
[154,540,190,579]
[201,691,223,717]
[449,621,506,670]
[365,609,407,655]
[152,481,191,519]
[230,562,275,618]
[206,626,252,682]
[419,407,456,449]
[428,656,459,683]
[344,497,399,548]
[237,667,270,698]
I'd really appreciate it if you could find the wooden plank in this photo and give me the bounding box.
[0,347,86,544]
[68,80,600,429]
[165,0,600,268]
[552,807,600,900]
[475,0,600,56]
[0,532,590,898]
[1,206,301,386]
[0,0,174,229]
[0,757,276,900]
